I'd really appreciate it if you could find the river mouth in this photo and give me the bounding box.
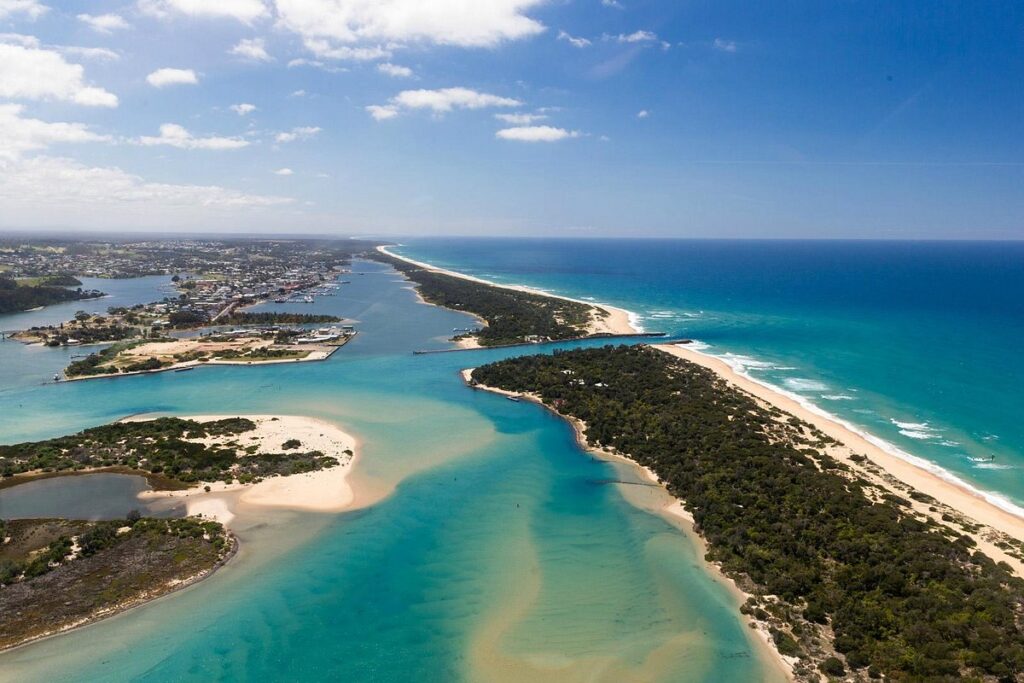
[0,473,186,521]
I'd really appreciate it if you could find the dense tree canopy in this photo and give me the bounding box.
[372,252,596,345]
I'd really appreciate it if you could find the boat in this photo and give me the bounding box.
[506,395,520,402]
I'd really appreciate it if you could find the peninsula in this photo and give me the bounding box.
[373,246,639,347]
[470,345,1024,681]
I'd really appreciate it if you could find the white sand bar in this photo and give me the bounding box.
[133,414,358,526]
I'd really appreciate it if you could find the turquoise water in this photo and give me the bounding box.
[395,238,1024,514]
[0,260,779,682]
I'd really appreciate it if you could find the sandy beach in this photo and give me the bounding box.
[134,414,359,526]
[379,245,638,337]
[656,344,1024,575]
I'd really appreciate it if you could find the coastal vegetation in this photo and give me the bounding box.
[221,312,343,326]
[372,251,598,345]
[0,274,103,314]
[472,346,1024,680]
[0,417,339,487]
[0,515,232,650]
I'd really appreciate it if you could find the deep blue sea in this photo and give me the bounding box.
[396,239,1024,513]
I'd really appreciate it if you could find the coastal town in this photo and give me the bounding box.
[0,237,374,378]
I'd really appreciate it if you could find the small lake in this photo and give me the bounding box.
[0,473,185,520]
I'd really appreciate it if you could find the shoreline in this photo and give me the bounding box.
[460,368,796,681]
[378,245,640,336]
[657,343,1024,574]
[0,533,239,656]
[133,414,360,526]
[58,340,347,383]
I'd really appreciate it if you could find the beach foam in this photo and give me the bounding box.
[676,341,1024,520]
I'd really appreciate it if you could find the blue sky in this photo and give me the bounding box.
[1,0,1021,238]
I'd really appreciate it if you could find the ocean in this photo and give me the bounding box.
[394,238,1024,514]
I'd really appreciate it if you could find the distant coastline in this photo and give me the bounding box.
[378,245,640,337]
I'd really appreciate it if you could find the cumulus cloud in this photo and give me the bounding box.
[275,0,546,51]
[146,67,198,87]
[612,30,658,43]
[0,43,118,107]
[636,109,649,118]
[557,30,590,48]
[230,103,257,115]
[494,112,546,125]
[229,37,272,61]
[137,123,250,150]
[138,0,268,23]
[274,167,294,175]
[495,125,580,142]
[77,13,131,33]
[369,87,520,120]
[275,126,321,143]
[301,37,389,61]
[0,0,48,20]
[366,104,398,120]
[713,38,737,53]
[0,104,110,160]
[377,62,413,78]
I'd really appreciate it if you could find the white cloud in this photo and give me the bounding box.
[366,104,398,120]
[275,0,547,49]
[137,123,250,150]
[0,104,110,160]
[495,125,580,142]
[494,112,546,125]
[289,89,307,97]
[61,46,120,61]
[377,62,413,78]
[77,13,131,33]
[0,156,292,229]
[138,0,268,23]
[557,30,590,48]
[146,67,198,87]
[301,37,389,61]
[230,103,257,115]
[713,38,737,53]
[611,30,658,43]
[229,37,272,61]
[0,32,38,47]
[275,126,321,143]
[636,109,649,118]
[0,43,118,107]
[0,1,48,20]
[274,167,294,175]
[370,87,520,120]
[600,0,623,8]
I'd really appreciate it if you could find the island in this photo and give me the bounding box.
[0,274,103,315]
[0,516,233,651]
[61,326,354,380]
[372,246,641,347]
[0,414,358,650]
[469,345,1024,681]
